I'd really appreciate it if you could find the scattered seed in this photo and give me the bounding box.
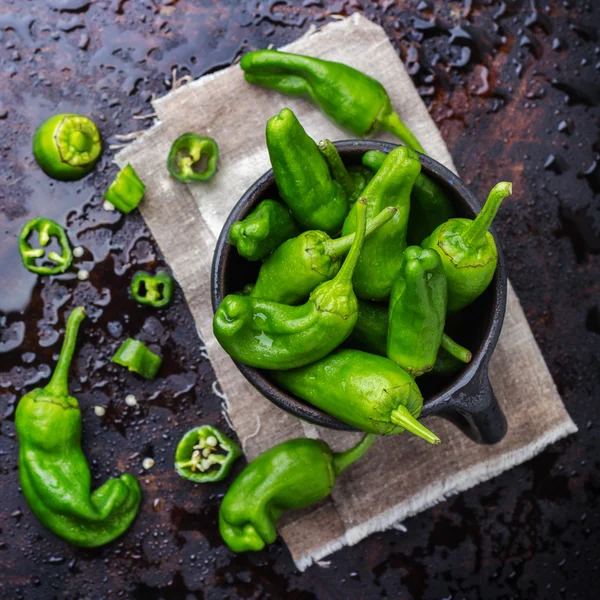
[125,394,138,407]
[103,200,115,211]
[142,457,155,470]
[94,406,106,417]
[73,246,84,258]
[77,269,89,281]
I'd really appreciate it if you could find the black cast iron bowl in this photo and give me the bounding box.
[211,140,508,445]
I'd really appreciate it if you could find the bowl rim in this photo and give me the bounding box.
[211,140,507,430]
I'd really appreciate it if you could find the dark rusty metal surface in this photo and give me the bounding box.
[0,0,598,598]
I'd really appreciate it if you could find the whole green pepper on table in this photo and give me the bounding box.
[15,307,141,547]
[19,217,73,275]
[167,133,219,182]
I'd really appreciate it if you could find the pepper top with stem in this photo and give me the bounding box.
[422,182,512,312]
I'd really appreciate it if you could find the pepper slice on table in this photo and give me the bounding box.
[15,307,141,547]
[422,182,512,312]
[219,433,374,552]
[240,50,424,153]
[271,349,440,443]
[175,425,242,483]
[167,133,219,182]
[213,198,368,370]
[33,114,101,181]
[250,205,396,304]
[266,108,348,235]
[112,338,162,379]
[104,164,146,213]
[19,217,73,275]
[131,271,174,308]
[229,199,299,262]
[342,146,421,300]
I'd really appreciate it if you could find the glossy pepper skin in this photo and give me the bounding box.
[33,114,101,181]
[112,338,162,379]
[362,149,455,245]
[167,133,219,182]
[342,146,421,300]
[219,433,374,552]
[422,182,512,312]
[104,164,145,213]
[213,199,368,370]
[266,108,348,235]
[131,271,174,308]
[388,246,447,377]
[250,206,396,305]
[271,349,440,443]
[19,217,73,275]
[229,200,299,262]
[240,50,424,153]
[15,307,141,547]
[174,425,241,483]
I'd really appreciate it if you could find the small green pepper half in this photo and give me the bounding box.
[240,50,424,153]
[104,164,145,213]
[168,133,219,182]
[229,199,299,262]
[213,198,368,370]
[175,425,241,483]
[422,182,512,312]
[33,114,101,181]
[131,271,174,308]
[219,433,374,552]
[19,217,73,275]
[267,108,348,235]
[15,307,141,547]
[112,338,162,379]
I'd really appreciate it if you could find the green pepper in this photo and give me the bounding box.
[266,108,348,235]
[219,433,374,552]
[229,199,299,262]
[240,50,424,153]
[175,425,241,483]
[213,198,368,370]
[15,307,141,547]
[167,133,219,182]
[271,349,440,443]
[112,338,162,379]
[362,149,455,245]
[19,217,73,275]
[33,114,101,181]
[250,206,396,304]
[104,164,145,213]
[422,182,512,312]
[131,271,174,308]
[342,146,421,301]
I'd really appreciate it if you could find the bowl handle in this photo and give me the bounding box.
[442,361,508,445]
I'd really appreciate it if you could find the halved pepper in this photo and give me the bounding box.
[167,133,219,182]
[19,217,73,275]
[174,425,242,483]
[104,164,145,213]
[131,271,174,308]
[111,339,162,379]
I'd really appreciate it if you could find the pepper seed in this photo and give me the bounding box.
[125,394,138,407]
[142,457,155,470]
[94,406,106,417]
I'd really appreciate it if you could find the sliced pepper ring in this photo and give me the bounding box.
[19,217,73,275]
[174,425,241,483]
[167,133,219,182]
[131,271,174,308]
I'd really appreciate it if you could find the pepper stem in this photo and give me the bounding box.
[332,433,376,476]
[441,333,472,364]
[318,139,356,198]
[44,306,86,397]
[323,206,396,259]
[390,405,441,444]
[330,198,367,283]
[380,111,425,154]
[460,182,512,248]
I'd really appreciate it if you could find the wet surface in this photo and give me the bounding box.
[0,0,598,598]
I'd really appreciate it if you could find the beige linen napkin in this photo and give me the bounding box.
[116,14,577,570]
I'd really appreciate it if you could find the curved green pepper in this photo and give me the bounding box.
[15,307,141,547]
[240,50,424,153]
[229,199,299,262]
[271,349,439,443]
[267,108,348,235]
[213,199,368,369]
[422,182,512,312]
[167,133,219,182]
[33,114,101,181]
[362,149,455,245]
[104,164,145,214]
[250,206,396,304]
[219,433,375,552]
[19,217,73,275]
[342,146,421,300]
